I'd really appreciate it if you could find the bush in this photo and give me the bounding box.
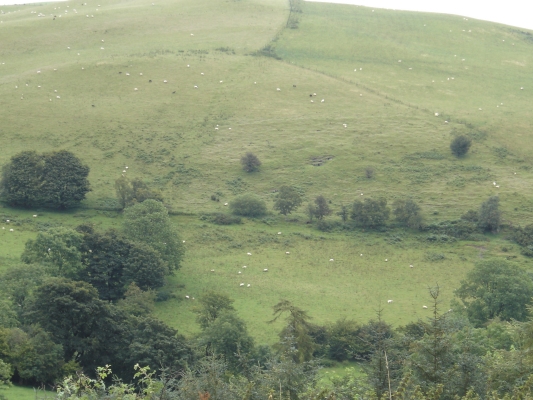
[393,199,422,229]
[240,152,261,172]
[230,194,267,217]
[478,196,501,233]
[450,135,472,157]
[316,220,340,232]
[115,176,163,209]
[314,195,331,220]
[1,150,90,209]
[201,213,242,225]
[351,198,390,229]
[513,224,533,247]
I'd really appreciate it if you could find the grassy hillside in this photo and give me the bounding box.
[1,0,532,343]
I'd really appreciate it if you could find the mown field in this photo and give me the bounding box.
[1,0,533,351]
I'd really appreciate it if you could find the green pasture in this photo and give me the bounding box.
[1,0,533,346]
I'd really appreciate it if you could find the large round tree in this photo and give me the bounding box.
[1,150,90,209]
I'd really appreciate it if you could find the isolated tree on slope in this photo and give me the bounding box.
[273,186,302,216]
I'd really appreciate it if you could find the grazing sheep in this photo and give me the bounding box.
[263,269,268,272]
[277,88,281,91]
[243,266,247,269]
[247,284,251,287]
[329,259,334,262]
[33,215,37,217]
[278,232,282,235]
[387,300,393,303]
[240,283,244,286]
[211,269,215,272]
[410,265,413,268]
[247,252,252,256]
[286,252,290,255]
[185,295,189,299]
[9,229,14,232]
[423,306,428,309]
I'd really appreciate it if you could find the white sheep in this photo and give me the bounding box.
[263,269,268,272]
[277,88,281,91]
[247,252,252,255]
[247,284,251,287]
[238,271,242,274]
[286,252,290,255]
[387,300,393,303]
[240,283,244,286]
[423,306,428,309]
[9,229,14,232]
[278,232,282,235]
[329,259,334,262]
[410,265,413,268]
[33,215,37,217]
[185,295,189,299]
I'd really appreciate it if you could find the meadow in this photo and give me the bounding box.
[1,0,533,353]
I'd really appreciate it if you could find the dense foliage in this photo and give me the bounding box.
[351,197,390,229]
[273,185,302,215]
[0,150,90,209]
[230,193,267,217]
[240,152,262,172]
[115,176,163,209]
[123,200,184,272]
[450,135,472,157]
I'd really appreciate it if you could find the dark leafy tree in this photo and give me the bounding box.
[351,197,390,229]
[77,228,167,301]
[455,260,533,326]
[270,300,315,363]
[123,200,184,272]
[117,283,156,317]
[21,227,83,278]
[23,278,129,372]
[478,196,501,233]
[1,150,91,209]
[199,311,255,372]
[450,135,472,157]
[125,317,192,381]
[313,195,331,220]
[0,151,44,208]
[393,199,423,229]
[0,325,64,385]
[0,264,47,319]
[327,318,360,361]
[337,204,349,223]
[229,194,267,217]
[240,152,262,172]
[0,358,12,387]
[273,186,302,216]
[115,176,163,210]
[193,291,235,329]
[39,150,91,209]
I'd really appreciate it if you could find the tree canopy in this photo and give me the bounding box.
[123,200,184,272]
[455,260,533,326]
[351,198,390,229]
[273,186,302,216]
[1,150,91,209]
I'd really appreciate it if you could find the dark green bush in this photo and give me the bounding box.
[450,135,472,157]
[351,198,390,229]
[230,194,267,217]
[203,213,242,225]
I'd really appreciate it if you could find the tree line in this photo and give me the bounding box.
[2,258,533,399]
